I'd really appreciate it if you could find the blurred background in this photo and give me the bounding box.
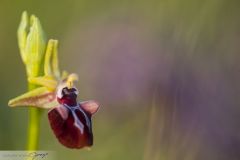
[0,0,240,160]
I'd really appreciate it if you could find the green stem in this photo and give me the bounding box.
[27,84,41,150]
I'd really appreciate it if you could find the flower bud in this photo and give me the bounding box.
[18,11,47,77]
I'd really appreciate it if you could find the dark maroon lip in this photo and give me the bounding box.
[48,86,99,149]
[48,103,93,149]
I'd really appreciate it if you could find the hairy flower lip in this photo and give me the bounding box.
[48,100,100,149]
[48,86,100,149]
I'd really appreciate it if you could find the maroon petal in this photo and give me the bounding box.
[48,104,93,149]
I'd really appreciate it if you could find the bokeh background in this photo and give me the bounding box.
[0,0,240,160]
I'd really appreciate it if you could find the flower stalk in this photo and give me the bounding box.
[16,11,46,150]
[27,84,41,150]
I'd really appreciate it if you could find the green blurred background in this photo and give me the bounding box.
[1,0,240,160]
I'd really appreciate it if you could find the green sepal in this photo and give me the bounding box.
[8,87,57,109]
[28,76,58,91]
[17,11,28,64]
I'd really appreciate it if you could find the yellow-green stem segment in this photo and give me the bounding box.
[27,83,41,150]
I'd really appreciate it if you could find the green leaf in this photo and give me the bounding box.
[8,87,57,109]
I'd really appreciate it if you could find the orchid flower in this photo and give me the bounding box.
[8,11,99,149]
